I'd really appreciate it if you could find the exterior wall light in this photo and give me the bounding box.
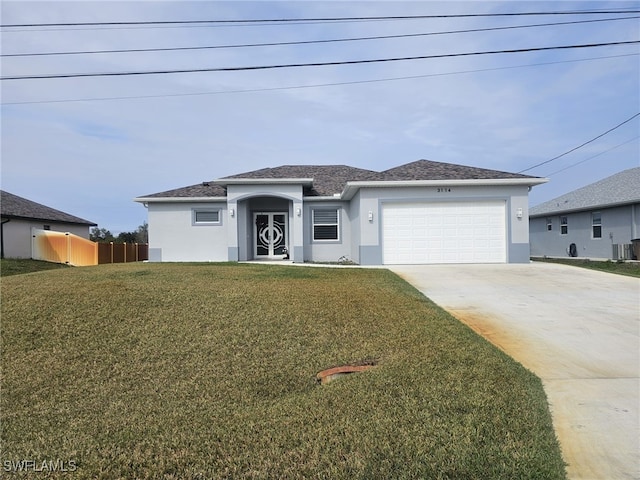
[296,207,302,217]
[368,211,374,222]
[229,208,235,217]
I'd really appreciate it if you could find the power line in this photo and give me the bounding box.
[2,40,637,81]
[518,113,640,173]
[3,53,635,106]
[2,54,634,105]
[4,16,637,58]
[545,136,640,177]
[2,10,639,28]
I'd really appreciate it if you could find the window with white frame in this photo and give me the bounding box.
[560,216,568,235]
[546,217,553,231]
[312,209,339,241]
[591,212,602,239]
[193,209,221,225]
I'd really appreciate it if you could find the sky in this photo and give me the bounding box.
[1,0,638,234]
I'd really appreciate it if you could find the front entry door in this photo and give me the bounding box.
[254,213,288,259]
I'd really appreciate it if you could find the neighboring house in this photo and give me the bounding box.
[529,167,640,259]
[135,159,546,265]
[0,190,97,259]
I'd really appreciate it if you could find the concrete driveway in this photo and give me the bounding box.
[390,262,639,480]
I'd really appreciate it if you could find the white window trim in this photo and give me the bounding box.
[312,208,340,242]
[192,208,222,226]
[546,217,553,231]
[560,216,568,235]
[591,212,602,239]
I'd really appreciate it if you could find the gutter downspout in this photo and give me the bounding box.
[1,218,11,259]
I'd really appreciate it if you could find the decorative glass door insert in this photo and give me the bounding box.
[254,213,287,258]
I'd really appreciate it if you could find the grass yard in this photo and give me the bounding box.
[1,263,566,479]
[0,258,70,277]
[532,257,640,277]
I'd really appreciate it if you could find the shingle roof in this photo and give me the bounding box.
[1,190,97,225]
[138,159,543,199]
[530,167,640,217]
[381,159,535,181]
[140,182,227,199]
[222,165,380,196]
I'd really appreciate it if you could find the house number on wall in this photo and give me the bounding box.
[436,187,452,193]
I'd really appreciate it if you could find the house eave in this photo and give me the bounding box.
[135,178,547,204]
[134,197,227,203]
[0,214,97,226]
[530,199,640,218]
[303,195,345,202]
[341,178,548,200]
[215,178,314,187]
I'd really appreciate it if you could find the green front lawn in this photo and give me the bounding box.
[0,258,70,277]
[532,257,640,277]
[1,263,566,479]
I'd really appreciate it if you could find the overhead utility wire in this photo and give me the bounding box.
[518,113,640,173]
[545,136,639,177]
[3,53,635,106]
[2,10,639,28]
[4,16,637,58]
[2,40,637,81]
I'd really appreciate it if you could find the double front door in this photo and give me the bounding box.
[254,212,288,259]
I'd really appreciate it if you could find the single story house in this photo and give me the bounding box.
[135,159,546,265]
[0,190,97,259]
[529,167,640,259]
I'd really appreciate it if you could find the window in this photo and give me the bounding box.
[193,209,220,225]
[546,218,553,231]
[560,216,568,235]
[592,212,602,239]
[313,209,339,241]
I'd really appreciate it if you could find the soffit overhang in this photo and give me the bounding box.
[134,197,227,204]
[215,178,314,187]
[341,178,549,200]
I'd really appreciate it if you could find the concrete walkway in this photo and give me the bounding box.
[390,262,639,480]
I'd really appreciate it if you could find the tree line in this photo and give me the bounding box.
[90,222,148,244]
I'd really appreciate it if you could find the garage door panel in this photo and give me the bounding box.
[383,201,506,264]
[459,238,474,249]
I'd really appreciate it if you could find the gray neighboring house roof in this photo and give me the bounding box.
[0,190,97,226]
[529,167,640,217]
[139,160,543,199]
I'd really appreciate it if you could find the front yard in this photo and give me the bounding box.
[1,263,566,479]
[532,257,640,277]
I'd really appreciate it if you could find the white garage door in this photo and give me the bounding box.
[383,201,506,264]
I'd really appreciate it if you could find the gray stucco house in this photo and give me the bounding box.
[0,190,97,259]
[135,160,546,265]
[529,167,640,259]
